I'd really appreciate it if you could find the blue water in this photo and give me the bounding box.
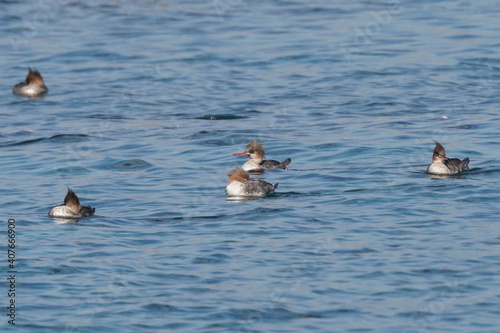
[1,0,500,332]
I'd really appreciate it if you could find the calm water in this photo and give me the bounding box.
[1,0,500,332]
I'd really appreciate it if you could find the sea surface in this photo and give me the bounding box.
[1,0,500,332]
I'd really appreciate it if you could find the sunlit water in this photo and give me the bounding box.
[1,1,499,332]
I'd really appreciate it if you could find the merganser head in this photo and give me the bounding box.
[227,168,250,184]
[232,139,265,164]
[64,187,82,213]
[432,141,448,162]
[26,68,46,86]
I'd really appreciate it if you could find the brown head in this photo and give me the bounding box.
[232,138,265,163]
[64,187,82,212]
[26,68,46,87]
[432,141,448,162]
[227,168,250,184]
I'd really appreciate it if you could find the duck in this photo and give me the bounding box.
[426,141,469,175]
[48,188,95,218]
[12,68,48,97]
[225,168,278,197]
[233,139,291,172]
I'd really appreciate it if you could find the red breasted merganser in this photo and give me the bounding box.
[426,141,470,175]
[13,68,48,97]
[48,188,95,218]
[225,168,278,197]
[233,139,291,172]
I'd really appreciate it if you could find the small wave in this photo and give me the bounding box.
[0,134,90,148]
[108,159,152,170]
[143,303,176,312]
[193,114,249,120]
[448,124,479,130]
[192,253,231,264]
[49,166,91,175]
[466,167,500,174]
[184,130,227,139]
[273,191,323,198]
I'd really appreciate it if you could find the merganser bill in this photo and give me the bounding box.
[233,139,291,172]
[225,168,278,197]
[48,188,95,218]
[13,68,48,97]
[426,141,470,175]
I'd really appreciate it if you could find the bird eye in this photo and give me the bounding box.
[249,149,254,154]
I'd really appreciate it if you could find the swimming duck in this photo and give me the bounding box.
[225,168,278,197]
[426,141,469,175]
[13,68,48,97]
[233,139,291,172]
[48,188,95,218]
